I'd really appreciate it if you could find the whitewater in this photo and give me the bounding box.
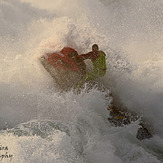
[0,0,163,162]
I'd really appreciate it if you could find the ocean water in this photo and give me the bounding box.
[0,0,163,162]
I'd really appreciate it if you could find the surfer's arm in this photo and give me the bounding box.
[101,50,106,56]
[78,52,92,60]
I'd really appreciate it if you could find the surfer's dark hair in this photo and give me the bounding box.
[92,44,98,49]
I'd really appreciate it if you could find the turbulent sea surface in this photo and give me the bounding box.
[0,0,163,162]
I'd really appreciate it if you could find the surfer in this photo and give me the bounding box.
[77,44,107,87]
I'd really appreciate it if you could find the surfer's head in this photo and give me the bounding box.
[92,44,99,52]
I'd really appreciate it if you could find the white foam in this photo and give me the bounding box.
[0,0,163,162]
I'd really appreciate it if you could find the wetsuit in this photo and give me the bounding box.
[77,50,106,87]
